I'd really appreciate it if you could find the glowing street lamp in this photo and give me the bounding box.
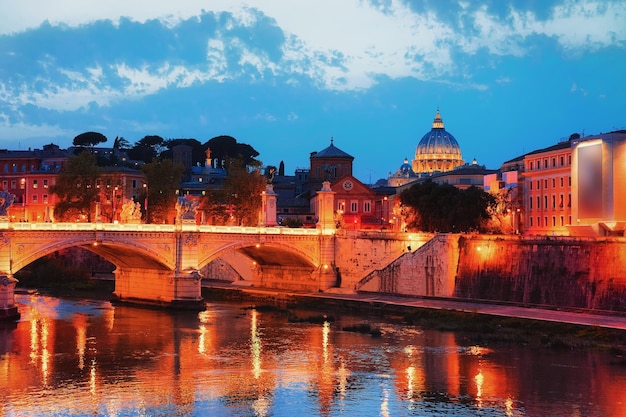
[143,183,149,223]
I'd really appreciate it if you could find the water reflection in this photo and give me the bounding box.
[0,294,625,416]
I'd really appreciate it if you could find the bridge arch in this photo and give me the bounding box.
[10,236,174,275]
[199,241,318,271]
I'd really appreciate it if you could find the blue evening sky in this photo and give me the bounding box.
[1,1,624,183]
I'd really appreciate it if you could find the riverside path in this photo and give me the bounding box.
[205,282,626,331]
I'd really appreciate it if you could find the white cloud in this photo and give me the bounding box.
[1,0,624,104]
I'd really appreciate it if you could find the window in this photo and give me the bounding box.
[552,158,556,167]
[544,195,548,209]
[544,216,548,227]
[11,180,16,190]
[544,179,548,189]
[529,196,533,209]
[536,196,540,209]
[33,179,38,189]
[43,179,48,188]
[560,216,564,226]
[537,180,541,190]
[552,216,556,226]
[544,159,548,168]
[537,216,541,226]
[2,181,7,190]
[559,194,564,208]
[43,194,48,204]
[32,194,38,203]
[568,155,571,165]
[537,160,541,169]
[529,217,533,227]
[560,177,564,187]
[552,195,556,209]
[560,156,564,166]
[530,161,534,170]
[363,201,371,213]
[568,176,571,187]
[337,201,345,212]
[350,201,358,212]
[529,181,533,191]
[568,194,571,207]
[132,179,137,188]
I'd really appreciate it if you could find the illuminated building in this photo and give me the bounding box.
[523,139,573,235]
[570,130,626,236]
[411,109,464,176]
[0,144,145,223]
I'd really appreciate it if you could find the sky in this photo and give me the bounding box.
[1,1,625,184]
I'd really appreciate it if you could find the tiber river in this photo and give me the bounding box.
[1,293,626,416]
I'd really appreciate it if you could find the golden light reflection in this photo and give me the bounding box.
[337,360,350,401]
[40,320,50,386]
[474,369,484,408]
[322,321,330,362]
[250,309,262,379]
[252,396,270,417]
[29,318,39,363]
[90,359,97,396]
[505,396,514,417]
[380,388,390,417]
[74,314,88,370]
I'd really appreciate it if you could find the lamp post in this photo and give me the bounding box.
[143,183,149,223]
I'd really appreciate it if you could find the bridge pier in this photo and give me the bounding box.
[0,275,20,321]
[112,267,204,310]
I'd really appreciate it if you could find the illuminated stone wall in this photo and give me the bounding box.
[454,235,626,311]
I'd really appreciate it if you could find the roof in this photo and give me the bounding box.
[311,139,354,159]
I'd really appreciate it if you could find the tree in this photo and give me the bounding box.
[203,157,266,226]
[51,151,101,222]
[128,135,166,163]
[73,131,107,147]
[140,158,185,223]
[113,136,131,150]
[400,180,496,233]
[204,135,260,168]
[161,138,205,166]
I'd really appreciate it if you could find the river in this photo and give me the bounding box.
[1,294,626,416]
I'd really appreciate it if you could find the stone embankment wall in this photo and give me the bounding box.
[359,234,626,312]
[334,231,433,291]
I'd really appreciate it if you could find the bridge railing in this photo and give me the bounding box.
[2,221,326,236]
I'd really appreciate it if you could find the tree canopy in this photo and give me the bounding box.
[140,158,185,224]
[400,180,496,233]
[203,157,266,226]
[128,135,166,163]
[50,151,101,221]
[205,135,260,168]
[73,131,107,147]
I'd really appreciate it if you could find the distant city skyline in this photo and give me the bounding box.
[1,1,624,183]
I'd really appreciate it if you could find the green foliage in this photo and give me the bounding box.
[203,157,266,226]
[161,138,206,166]
[73,131,107,147]
[141,158,185,223]
[51,151,101,221]
[205,135,260,167]
[128,135,165,163]
[400,179,497,233]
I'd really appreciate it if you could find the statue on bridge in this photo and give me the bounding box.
[120,200,143,223]
[176,197,199,222]
[0,191,15,217]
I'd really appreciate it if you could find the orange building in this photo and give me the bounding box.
[522,140,573,235]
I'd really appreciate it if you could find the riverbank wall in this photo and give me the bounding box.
[358,234,626,313]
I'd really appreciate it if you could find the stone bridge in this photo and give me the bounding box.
[0,220,429,318]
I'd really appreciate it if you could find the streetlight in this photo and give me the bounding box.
[143,183,149,223]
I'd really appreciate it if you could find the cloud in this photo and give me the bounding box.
[0,0,624,116]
